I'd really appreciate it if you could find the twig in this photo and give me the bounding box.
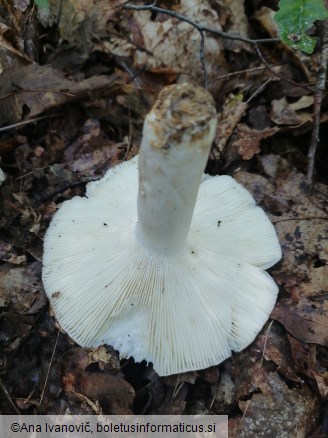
[35,178,98,206]
[71,391,102,414]
[272,216,328,223]
[124,2,278,45]
[199,30,208,89]
[253,45,313,91]
[246,77,272,104]
[208,64,283,84]
[307,18,328,184]
[39,330,60,406]
[124,2,313,91]
[0,376,21,414]
[259,320,274,368]
[0,88,75,101]
[0,114,60,133]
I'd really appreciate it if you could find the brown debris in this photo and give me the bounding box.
[233,124,279,160]
[0,1,327,434]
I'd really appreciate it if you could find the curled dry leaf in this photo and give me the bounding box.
[270,96,314,126]
[131,0,226,84]
[233,124,280,160]
[0,22,32,72]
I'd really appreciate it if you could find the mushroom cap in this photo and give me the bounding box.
[42,156,281,376]
[0,168,6,185]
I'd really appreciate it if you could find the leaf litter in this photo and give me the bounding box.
[0,0,327,436]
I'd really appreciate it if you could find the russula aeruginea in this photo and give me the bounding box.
[42,83,281,376]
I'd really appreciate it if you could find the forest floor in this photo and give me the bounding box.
[0,1,328,437]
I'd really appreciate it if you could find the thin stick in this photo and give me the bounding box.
[260,320,274,368]
[124,3,278,45]
[39,330,60,406]
[0,114,60,133]
[199,30,208,89]
[307,18,328,184]
[272,216,328,223]
[124,2,313,91]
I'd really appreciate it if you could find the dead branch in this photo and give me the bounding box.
[124,2,313,91]
[307,19,328,185]
[124,2,279,45]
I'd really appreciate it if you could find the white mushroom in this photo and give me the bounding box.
[0,167,6,185]
[42,83,281,376]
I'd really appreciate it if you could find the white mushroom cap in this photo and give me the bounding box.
[42,84,281,376]
[0,167,6,185]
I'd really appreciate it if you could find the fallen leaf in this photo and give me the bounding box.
[0,22,32,73]
[253,7,278,38]
[0,64,119,124]
[233,124,279,160]
[0,241,26,265]
[272,294,328,346]
[256,322,302,383]
[131,0,226,84]
[0,262,43,313]
[234,372,319,438]
[271,96,313,126]
[215,94,248,153]
[217,0,250,52]
[78,372,135,414]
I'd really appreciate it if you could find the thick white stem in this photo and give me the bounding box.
[136,83,217,255]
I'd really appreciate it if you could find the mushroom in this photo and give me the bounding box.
[42,83,281,376]
[0,167,5,185]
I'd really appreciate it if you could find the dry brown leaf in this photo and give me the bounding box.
[131,0,226,84]
[272,295,328,347]
[235,372,319,438]
[253,7,278,38]
[217,0,250,52]
[270,174,328,295]
[235,159,328,353]
[0,261,43,312]
[78,372,135,414]
[226,343,319,437]
[0,64,119,124]
[215,95,248,153]
[256,323,302,383]
[61,347,134,413]
[258,163,327,295]
[271,96,313,126]
[88,345,120,371]
[0,241,26,265]
[38,0,124,42]
[0,22,31,73]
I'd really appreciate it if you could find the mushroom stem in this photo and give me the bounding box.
[136,84,217,255]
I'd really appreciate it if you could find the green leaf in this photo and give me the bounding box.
[35,0,49,8]
[274,0,328,54]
